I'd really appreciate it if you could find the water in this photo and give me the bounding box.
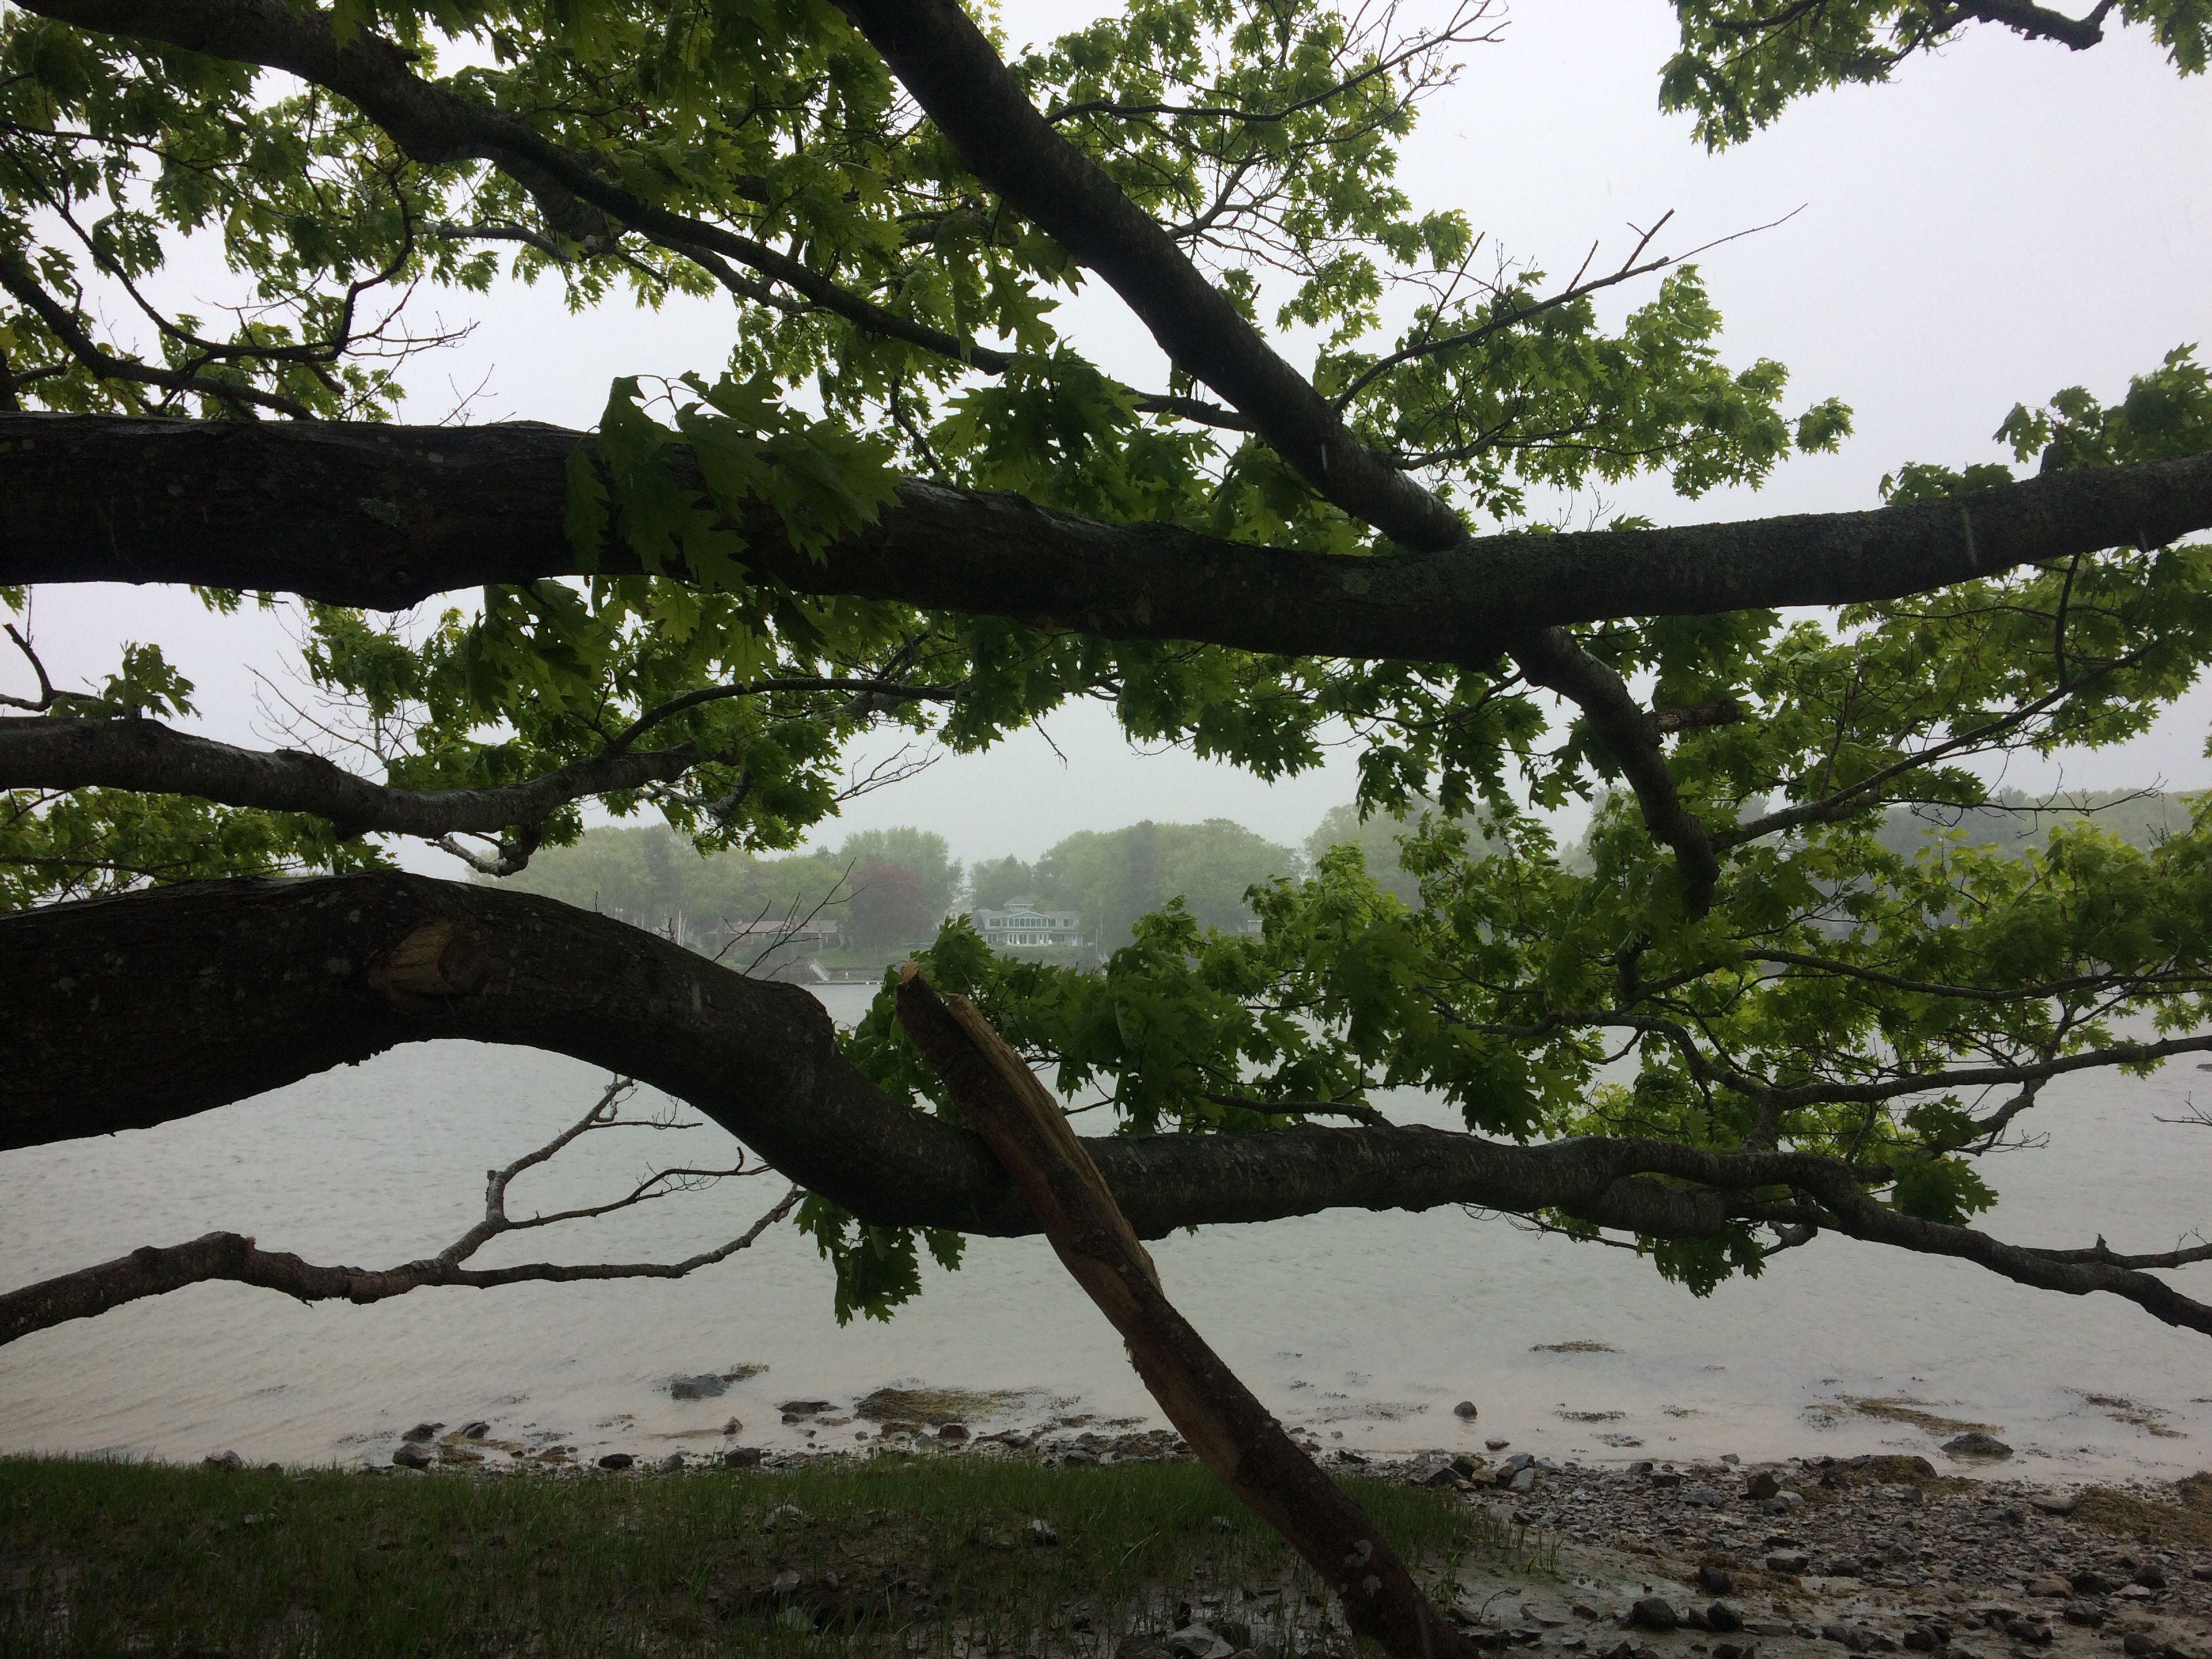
[3,984,2208,1480]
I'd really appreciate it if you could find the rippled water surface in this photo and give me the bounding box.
[4,985,2209,1479]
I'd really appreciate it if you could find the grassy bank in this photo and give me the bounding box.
[0,1455,1517,1658]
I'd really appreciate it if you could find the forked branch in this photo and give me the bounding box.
[0,1075,800,1348]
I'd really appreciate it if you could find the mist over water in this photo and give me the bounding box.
[3,983,2208,1480]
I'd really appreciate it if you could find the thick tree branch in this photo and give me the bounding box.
[1711,0,2113,50]
[4,872,2206,1336]
[833,0,1461,552]
[2024,1236,2212,1270]
[4,415,2206,666]
[893,968,1482,1659]
[0,715,699,838]
[1937,0,2115,50]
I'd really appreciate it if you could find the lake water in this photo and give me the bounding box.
[3,984,2209,1481]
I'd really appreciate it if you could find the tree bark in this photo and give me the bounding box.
[892,965,1484,1659]
[3,414,2208,662]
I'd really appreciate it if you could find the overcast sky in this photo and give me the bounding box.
[8,1,2209,865]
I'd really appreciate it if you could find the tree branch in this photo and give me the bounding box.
[13,0,1011,375]
[839,0,1460,552]
[1330,208,1697,411]
[0,247,314,418]
[5,871,2207,1338]
[1938,0,2115,51]
[1711,0,2113,51]
[1760,1031,2212,1111]
[893,967,1483,1659]
[5,418,2207,669]
[0,715,700,839]
[0,1074,809,1349]
[1513,626,1722,906]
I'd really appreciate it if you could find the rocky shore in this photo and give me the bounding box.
[1384,1449,2211,1659]
[231,1399,2209,1659]
[1108,1448,2212,1659]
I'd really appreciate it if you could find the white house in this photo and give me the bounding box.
[972,900,1084,948]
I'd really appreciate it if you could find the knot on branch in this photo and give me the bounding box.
[369,918,491,1001]
[1653,697,1744,736]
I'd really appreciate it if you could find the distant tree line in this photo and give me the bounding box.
[510,815,1321,955]
[503,824,964,952]
[506,787,2203,959]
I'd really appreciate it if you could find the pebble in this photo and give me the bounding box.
[1630,1597,1680,1631]
[392,1442,433,1470]
[1696,1566,1734,1597]
[400,1422,441,1444]
[1454,1401,1481,1419]
[1747,1471,1782,1501]
[656,1454,683,1474]
[669,1375,726,1400]
[596,1452,634,1471]
[1487,1438,1511,1451]
[723,1446,763,1468]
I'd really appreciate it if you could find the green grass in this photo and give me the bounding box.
[0,1453,1516,1658]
